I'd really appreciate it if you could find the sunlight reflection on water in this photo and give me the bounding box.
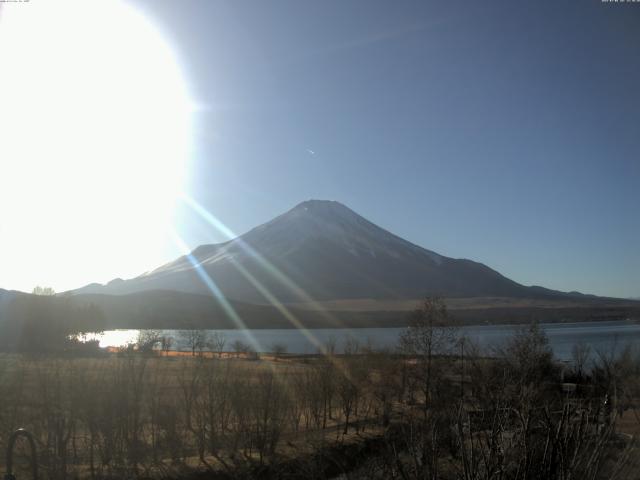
[81,330,140,348]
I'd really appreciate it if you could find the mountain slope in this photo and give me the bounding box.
[74,200,582,303]
[0,289,19,313]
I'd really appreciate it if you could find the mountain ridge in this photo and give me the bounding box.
[73,200,598,303]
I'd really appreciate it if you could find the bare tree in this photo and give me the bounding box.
[252,369,288,464]
[391,298,460,478]
[246,344,260,361]
[343,336,360,356]
[321,335,337,356]
[136,330,162,353]
[399,297,458,410]
[366,349,398,427]
[270,342,287,361]
[231,339,248,358]
[499,321,557,392]
[180,329,210,356]
[571,340,592,380]
[160,335,173,356]
[211,331,227,357]
[336,365,358,435]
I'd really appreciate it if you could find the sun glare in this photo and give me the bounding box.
[0,0,192,292]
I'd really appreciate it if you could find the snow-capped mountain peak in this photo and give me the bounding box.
[72,200,544,303]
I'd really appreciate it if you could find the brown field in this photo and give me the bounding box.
[0,350,398,479]
[2,312,640,480]
[286,296,640,312]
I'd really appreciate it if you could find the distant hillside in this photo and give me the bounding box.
[0,288,19,311]
[61,291,640,329]
[2,288,638,332]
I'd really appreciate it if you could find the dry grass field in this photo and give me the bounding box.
[0,351,398,479]
[2,302,640,479]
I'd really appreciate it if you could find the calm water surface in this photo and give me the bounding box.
[95,319,639,361]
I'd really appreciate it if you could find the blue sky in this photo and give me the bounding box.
[134,0,639,298]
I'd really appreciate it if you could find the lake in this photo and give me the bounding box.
[93,319,639,361]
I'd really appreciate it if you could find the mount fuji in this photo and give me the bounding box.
[74,200,582,303]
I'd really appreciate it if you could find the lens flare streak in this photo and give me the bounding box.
[170,230,260,351]
[180,194,343,328]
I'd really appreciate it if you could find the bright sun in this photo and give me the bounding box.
[0,0,192,292]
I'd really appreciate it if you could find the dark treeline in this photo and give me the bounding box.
[0,294,106,352]
[0,298,639,479]
[3,289,638,334]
